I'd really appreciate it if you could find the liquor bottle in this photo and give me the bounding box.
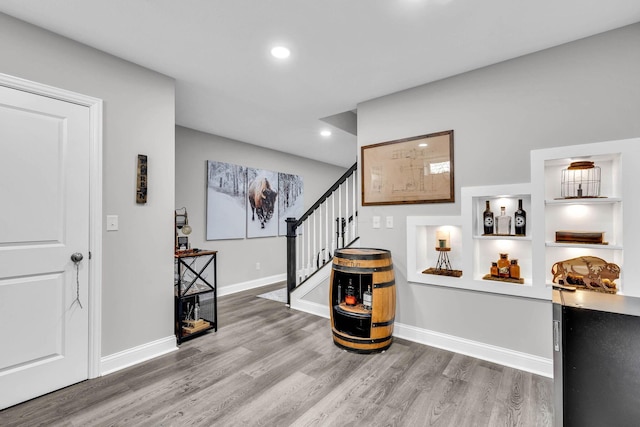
[509,259,520,280]
[497,253,510,278]
[491,262,498,277]
[345,279,357,306]
[363,285,372,310]
[337,280,342,304]
[194,303,200,321]
[483,200,494,235]
[495,206,511,235]
[514,199,526,235]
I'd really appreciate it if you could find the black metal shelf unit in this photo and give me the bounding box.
[175,250,217,344]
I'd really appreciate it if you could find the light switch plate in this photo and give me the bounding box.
[372,216,381,229]
[106,215,119,231]
[386,216,393,228]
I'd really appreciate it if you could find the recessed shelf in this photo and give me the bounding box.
[545,242,622,250]
[531,138,640,297]
[545,197,622,205]
[474,235,532,241]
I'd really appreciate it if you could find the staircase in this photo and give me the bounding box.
[286,163,358,304]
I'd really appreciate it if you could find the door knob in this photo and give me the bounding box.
[71,252,84,263]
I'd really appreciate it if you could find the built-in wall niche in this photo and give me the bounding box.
[461,183,547,300]
[542,154,622,250]
[473,236,532,282]
[407,138,640,299]
[467,186,532,281]
[407,202,545,298]
[471,195,531,239]
[407,185,545,298]
[406,216,463,287]
[532,138,640,297]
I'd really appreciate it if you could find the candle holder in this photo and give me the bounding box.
[422,229,462,277]
[434,246,453,271]
[436,230,450,249]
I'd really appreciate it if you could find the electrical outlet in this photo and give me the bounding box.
[372,216,381,229]
[256,262,261,270]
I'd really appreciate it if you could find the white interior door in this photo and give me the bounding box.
[0,85,90,410]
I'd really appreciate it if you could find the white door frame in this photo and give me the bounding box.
[0,73,103,379]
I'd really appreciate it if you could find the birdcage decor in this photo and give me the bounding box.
[561,161,601,198]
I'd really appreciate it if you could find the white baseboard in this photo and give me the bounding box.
[291,299,330,319]
[100,335,178,376]
[218,273,286,297]
[393,322,553,378]
[289,280,552,378]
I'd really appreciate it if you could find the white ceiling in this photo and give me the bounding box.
[1,1,639,167]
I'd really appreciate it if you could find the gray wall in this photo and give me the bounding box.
[355,23,640,359]
[175,126,347,291]
[0,13,176,357]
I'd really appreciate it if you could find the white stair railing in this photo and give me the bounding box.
[286,163,358,303]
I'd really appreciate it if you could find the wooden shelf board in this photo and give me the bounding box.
[482,274,525,285]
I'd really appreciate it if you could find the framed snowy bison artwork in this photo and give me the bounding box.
[278,172,304,236]
[246,168,279,238]
[206,160,247,240]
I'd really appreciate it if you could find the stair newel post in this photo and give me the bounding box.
[286,217,298,306]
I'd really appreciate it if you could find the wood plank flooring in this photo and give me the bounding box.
[0,283,553,426]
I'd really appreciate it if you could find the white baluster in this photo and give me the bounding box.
[331,191,336,257]
[313,211,318,273]
[352,173,357,242]
[338,183,342,248]
[345,178,351,245]
[325,199,329,265]
[306,215,311,278]
[318,209,322,270]
[297,223,304,285]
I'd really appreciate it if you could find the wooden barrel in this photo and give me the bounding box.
[330,248,395,353]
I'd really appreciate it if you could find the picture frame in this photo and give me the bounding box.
[206,160,247,240]
[177,236,189,250]
[361,130,454,205]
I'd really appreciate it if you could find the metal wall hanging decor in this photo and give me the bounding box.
[136,154,148,203]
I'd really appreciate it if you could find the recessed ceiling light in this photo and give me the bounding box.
[320,130,332,137]
[270,46,290,59]
[419,143,428,147]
